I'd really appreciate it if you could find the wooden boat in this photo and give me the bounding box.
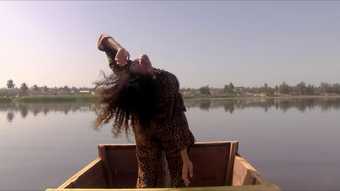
[46,141,280,191]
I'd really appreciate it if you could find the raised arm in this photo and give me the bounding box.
[97,33,124,51]
[97,34,130,75]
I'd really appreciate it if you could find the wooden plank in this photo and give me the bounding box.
[98,145,113,188]
[188,142,231,186]
[57,141,277,190]
[224,142,238,185]
[98,141,239,149]
[47,183,280,191]
[232,155,264,186]
[222,142,231,185]
[98,141,238,187]
[102,144,138,188]
[58,158,107,189]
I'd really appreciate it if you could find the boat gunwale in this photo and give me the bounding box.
[58,158,103,189]
[57,155,266,189]
[49,183,281,191]
[52,141,280,191]
[98,141,240,148]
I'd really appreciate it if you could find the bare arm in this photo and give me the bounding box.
[180,148,191,163]
[180,147,193,186]
[97,34,130,72]
[97,34,123,51]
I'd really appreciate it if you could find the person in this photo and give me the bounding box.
[95,34,195,188]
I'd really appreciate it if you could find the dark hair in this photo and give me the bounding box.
[95,70,160,136]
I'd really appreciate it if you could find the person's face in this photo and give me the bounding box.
[129,54,153,76]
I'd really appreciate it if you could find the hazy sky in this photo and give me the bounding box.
[1,1,340,88]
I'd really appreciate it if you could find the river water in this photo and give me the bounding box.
[0,98,340,191]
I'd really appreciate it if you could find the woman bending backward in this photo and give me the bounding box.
[96,34,195,188]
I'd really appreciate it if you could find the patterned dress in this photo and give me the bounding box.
[132,69,195,188]
[103,50,195,188]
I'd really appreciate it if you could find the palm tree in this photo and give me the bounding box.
[7,79,15,89]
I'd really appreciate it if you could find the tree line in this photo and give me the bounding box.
[3,79,340,98]
[2,79,94,97]
[182,82,340,97]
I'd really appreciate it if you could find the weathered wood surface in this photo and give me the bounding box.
[97,141,238,187]
[98,144,138,188]
[48,183,280,191]
[232,156,264,186]
[47,141,280,191]
[58,158,107,189]
[225,142,238,184]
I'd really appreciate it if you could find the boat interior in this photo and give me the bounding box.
[49,141,279,191]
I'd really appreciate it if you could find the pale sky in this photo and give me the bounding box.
[0,1,340,88]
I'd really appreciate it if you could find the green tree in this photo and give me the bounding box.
[20,83,29,96]
[229,82,234,90]
[32,84,39,91]
[296,82,307,95]
[279,82,290,94]
[306,84,315,95]
[62,86,70,94]
[42,86,48,92]
[263,83,268,95]
[263,83,274,96]
[199,85,210,96]
[7,79,15,89]
[320,82,331,94]
[334,83,340,94]
[274,85,279,95]
[224,82,234,94]
[264,83,268,90]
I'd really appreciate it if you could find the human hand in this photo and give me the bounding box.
[182,158,193,186]
[115,48,130,66]
[97,33,110,51]
[97,33,124,52]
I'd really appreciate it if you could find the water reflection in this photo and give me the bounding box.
[185,97,340,113]
[6,112,14,122]
[0,102,95,122]
[1,98,340,123]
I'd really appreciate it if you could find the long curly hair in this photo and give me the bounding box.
[95,68,160,136]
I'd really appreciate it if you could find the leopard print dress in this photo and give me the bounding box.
[104,50,195,188]
[132,69,195,188]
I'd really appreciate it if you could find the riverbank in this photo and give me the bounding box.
[1,95,340,103]
[0,97,12,103]
[0,95,97,103]
[184,95,340,101]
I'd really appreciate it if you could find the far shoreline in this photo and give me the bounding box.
[184,95,340,101]
[1,95,340,104]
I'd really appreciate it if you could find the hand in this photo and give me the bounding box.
[182,158,193,186]
[97,33,110,51]
[97,33,124,52]
[115,48,130,66]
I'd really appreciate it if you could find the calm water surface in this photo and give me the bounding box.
[1,98,340,191]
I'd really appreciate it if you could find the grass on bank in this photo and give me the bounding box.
[12,95,98,103]
[0,97,12,103]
